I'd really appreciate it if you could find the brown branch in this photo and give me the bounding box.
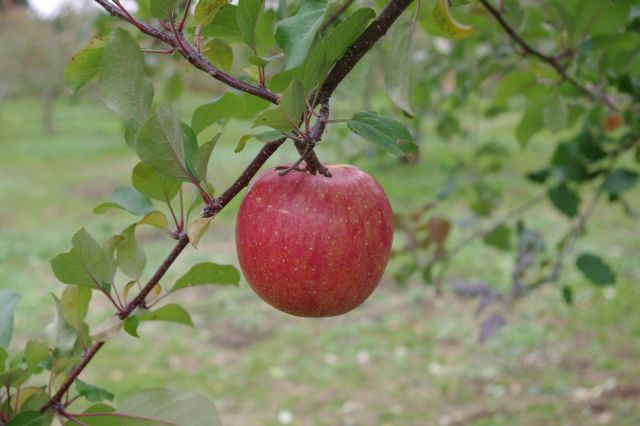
[204,139,287,217]
[478,0,616,110]
[93,0,278,104]
[40,342,104,413]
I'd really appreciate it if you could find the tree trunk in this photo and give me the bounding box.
[42,89,55,135]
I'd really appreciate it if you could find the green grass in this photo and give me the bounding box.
[1,96,639,425]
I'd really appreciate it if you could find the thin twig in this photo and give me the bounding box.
[478,0,616,110]
[178,0,192,31]
[59,412,89,426]
[93,0,279,104]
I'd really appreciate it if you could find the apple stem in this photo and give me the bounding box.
[286,98,332,177]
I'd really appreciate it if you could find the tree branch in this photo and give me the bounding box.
[478,0,616,110]
[92,0,278,104]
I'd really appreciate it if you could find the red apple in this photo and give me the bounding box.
[235,164,394,317]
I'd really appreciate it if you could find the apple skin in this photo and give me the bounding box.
[235,164,394,317]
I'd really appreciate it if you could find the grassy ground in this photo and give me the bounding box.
[1,96,639,425]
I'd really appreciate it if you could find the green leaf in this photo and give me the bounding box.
[139,211,170,230]
[192,135,220,182]
[24,340,49,373]
[93,187,155,216]
[75,379,115,403]
[20,390,49,413]
[0,367,28,389]
[384,17,414,116]
[172,262,240,293]
[254,130,284,142]
[161,72,183,102]
[44,295,77,353]
[494,71,536,107]
[544,93,568,133]
[195,0,227,26]
[253,79,304,131]
[124,316,141,338]
[137,105,194,182]
[526,168,549,184]
[234,134,254,153]
[347,111,418,157]
[248,55,273,67]
[150,0,175,18]
[576,253,616,286]
[136,304,194,327]
[51,356,82,373]
[191,92,245,134]
[182,124,200,179]
[432,0,474,39]
[551,142,590,182]
[562,285,573,306]
[64,36,106,95]
[237,0,263,50]
[604,169,639,196]
[0,290,19,348]
[516,104,544,147]
[116,224,146,279]
[60,285,92,329]
[51,228,113,289]
[99,29,154,147]
[283,8,377,93]
[201,39,234,72]
[119,388,221,426]
[200,4,242,40]
[132,162,181,202]
[6,411,53,426]
[548,184,580,218]
[323,8,375,64]
[482,225,512,251]
[275,0,329,69]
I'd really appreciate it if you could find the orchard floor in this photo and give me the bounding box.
[1,97,639,425]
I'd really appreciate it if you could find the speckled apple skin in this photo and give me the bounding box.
[235,164,394,317]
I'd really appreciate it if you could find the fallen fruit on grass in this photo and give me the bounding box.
[235,164,394,317]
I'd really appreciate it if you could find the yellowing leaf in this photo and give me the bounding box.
[123,280,138,303]
[432,0,474,39]
[148,283,162,302]
[188,217,213,249]
[139,211,170,230]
